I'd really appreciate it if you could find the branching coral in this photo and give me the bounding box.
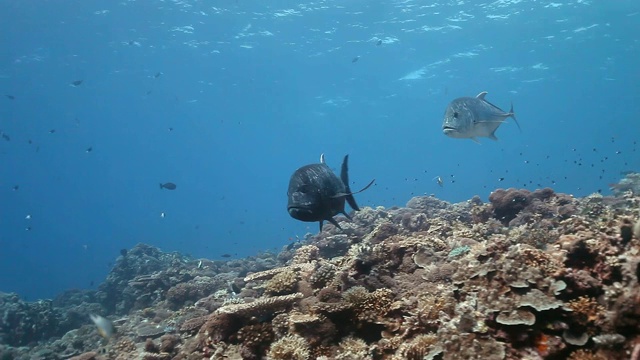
[265,270,299,296]
[266,334,310,360]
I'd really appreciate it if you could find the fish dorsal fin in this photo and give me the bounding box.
[476,91,488,100]
[320,153,326,164]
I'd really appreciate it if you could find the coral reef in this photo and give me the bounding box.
[2,186,640,359]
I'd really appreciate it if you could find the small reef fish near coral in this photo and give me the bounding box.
[2,173,640,359]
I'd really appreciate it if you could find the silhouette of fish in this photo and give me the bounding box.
[160,182,177,190]
[287,154,374,231]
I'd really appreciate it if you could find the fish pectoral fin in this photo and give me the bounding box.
[476,91,488,99]
[488,133,499,141]
[327,217,342,229]
[341,211,353,220]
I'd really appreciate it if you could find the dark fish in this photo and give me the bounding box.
[5,95,15,100]
[86,146,93,153]
[376,39,382,46]
[154,72,163,78]
[229,282,241,294]
[120,249,128,257]
[221,253,231,258]
[287,154,375,231]
[442,91,520,143]
[160,182,177,190]
[49,129,56,134]
[352,56,360,63]
[70,80,83,87]
[12,185,19,191]
[1,132,9,141]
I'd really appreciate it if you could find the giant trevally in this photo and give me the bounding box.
[442,91,520,143]
[287,154,375,231]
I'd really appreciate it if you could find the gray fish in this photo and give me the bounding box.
[442,91,520,143]
[160,182,176,190]
[287,154,374,231]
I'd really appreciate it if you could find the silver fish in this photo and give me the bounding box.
[90,314,115,339]
[442,91,520,143]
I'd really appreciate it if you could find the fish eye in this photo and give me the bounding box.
[453,111,458,118]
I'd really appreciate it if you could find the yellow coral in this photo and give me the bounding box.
[265,270,299,295]
[566,296,605,326]
[343,287,394,322]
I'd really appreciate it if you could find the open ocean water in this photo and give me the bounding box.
[1,0,639,301]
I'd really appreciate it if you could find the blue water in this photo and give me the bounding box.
[1,0,638,300]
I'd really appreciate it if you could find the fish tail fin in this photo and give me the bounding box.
[340,155,375,211]
[159,183,164,189]
[509,102,521,132]
[340,155,358,210]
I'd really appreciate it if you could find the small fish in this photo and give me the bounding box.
[376,39,382,46]
[159,182,177,190]
[352,56,360,63]
[70,80,83,87]
[442,91,520,143]
[287,154,375,231]
[49,129,56,134]
[221,253,231,258]
[433,176,443,187]
[12,185,19,191]
[1,132,9,141]
[160,212,166,218]
[120,249,128,256]
[86,146,93,153]
[5,95,15,100]
[154,72,163,78]
[229,281,241,294]
[25,215,31,220]
[90,314,115,339]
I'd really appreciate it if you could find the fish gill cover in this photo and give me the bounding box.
[0,0,639,359]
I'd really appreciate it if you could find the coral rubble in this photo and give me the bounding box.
[2,186,640,360]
